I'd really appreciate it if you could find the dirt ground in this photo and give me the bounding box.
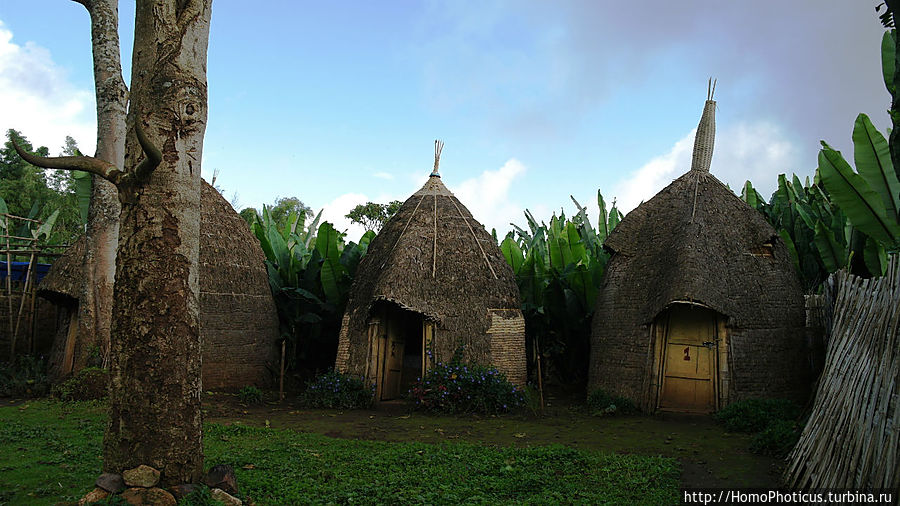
[203,389,783,489]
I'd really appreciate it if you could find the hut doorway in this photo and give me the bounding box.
[655,305,719,413]
[375,304,426,401]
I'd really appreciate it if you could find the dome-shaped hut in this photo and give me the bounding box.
[335,142,526,401]
[40,181,278,389]
[588,88,809,413]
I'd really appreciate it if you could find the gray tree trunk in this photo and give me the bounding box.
[72,0,126,371]
[102,0,212,485]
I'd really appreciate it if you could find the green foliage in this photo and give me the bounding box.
[301,369,374,409]
[249,204,374,375]
[586,389,638,416]
[714,398,801,434]
[52,367,109,401]
[750,419,801,458]
[238,386,263,405]
[410,357,524,415]
[0,130,84,249]
[504,190,620,384]
[345,200,403,232]
[0,355,50,398]
[177,484,225,506]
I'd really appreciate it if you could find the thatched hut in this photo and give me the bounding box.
[335,142,526,400]
[39,181,279,389]
[588,88,808,413]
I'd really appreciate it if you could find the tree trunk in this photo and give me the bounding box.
[72,0,126,372]
[102,0,212,486]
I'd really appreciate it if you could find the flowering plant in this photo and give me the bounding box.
[409,359,523,415]
[302,369,374,409]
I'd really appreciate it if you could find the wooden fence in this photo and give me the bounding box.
[784,255,899,492]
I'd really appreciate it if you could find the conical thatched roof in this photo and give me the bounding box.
[39,181,279,389]
[589,88,807,410]
[337,143,525,384]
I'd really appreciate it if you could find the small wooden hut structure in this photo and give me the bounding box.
[335,142,526,400]
[39,181,279,389]
[588,87,808,413]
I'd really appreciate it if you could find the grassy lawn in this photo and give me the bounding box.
[0,399,680,505]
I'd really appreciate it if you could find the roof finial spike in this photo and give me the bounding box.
[431,139,444,177]
[691,78,717,173]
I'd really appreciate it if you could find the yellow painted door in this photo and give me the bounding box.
[381,321,405,400]
[658,306,717,412]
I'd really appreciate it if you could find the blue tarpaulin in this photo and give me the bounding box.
[0,262,52,285]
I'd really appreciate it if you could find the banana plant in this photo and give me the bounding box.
[502,189,620,384]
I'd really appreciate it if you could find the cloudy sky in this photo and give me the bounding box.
[0,1,891,238]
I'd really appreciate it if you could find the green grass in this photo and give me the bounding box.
[0,400,680,505]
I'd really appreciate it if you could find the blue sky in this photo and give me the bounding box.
[0,1,891,238]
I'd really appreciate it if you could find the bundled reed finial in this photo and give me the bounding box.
[431,139,444,177]
[690,78,717,173]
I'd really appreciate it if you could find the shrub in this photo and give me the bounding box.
[238,385,263,405]
[52,367,109,401]
[713,398,801,433]
[750,419,801,458]
[0,355,50,398]
[409,361,524,415]
[587,389,638,416]
[302,369,374,409]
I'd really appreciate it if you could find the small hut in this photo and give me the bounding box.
[335,142,526,401]
[588,86,808,413]
[39,181,279,390]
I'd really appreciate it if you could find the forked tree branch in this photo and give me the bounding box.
[11,117,162,189]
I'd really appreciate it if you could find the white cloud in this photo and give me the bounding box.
[319,192,370,241]
[451,158,526,236]
[373,171,394,180]
[0,21,95,154]
[614,121,799,214]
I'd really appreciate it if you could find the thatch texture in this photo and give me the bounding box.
[589,96,807,412]
[336,172,526,386]
[39,181,278,389]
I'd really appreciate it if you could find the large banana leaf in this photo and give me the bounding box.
[316,222,346,305]
[883,30,896,96]
[73,170,91,224]
[852,113,900,223]
[596,190,610,242]
[500,237,525,275]
[863,235,887,276]
[818,143,900,245]
[814,219,848,273]
[34,209,60,241]
[565,222,587,264]
[0,196,7,231]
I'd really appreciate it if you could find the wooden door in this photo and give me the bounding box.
[658,306,718,412]
[381,319,405,400]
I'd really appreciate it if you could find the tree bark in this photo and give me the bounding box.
[72,0,126,372]
[102,0,212,486]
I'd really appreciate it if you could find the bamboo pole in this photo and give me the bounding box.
[279,339,286,401]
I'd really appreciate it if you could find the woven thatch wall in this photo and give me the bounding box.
[336,174,526,386]
[38,181,278,389]
[589,169,808,411]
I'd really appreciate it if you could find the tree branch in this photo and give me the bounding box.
[11,136,125,184]
[132,117,162,183]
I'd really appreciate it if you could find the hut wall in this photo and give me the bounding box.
[487,309,526,386]
[726,326,809,404]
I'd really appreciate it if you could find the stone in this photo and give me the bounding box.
[203,464,238,495]
[168,483,201,501]
[122,465,160,488]
[120,487,176,505]
[210,488,243,506]
[95,473,126,493]
[77,487,109,505]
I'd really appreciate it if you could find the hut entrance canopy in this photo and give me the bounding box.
[652,303,723,413]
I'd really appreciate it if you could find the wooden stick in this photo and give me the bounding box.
[279,339,286,402]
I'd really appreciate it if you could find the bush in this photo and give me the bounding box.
[52,367,109,401]
[409,361,524,415]
[302,370,374,409]
[0,355,50,398]
[238,385,262,405]
[750,419,801,458]
[587,389,638,416]
[713,398,801,433]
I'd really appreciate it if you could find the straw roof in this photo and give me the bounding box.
[39,180,279,389]
[589,88,807,408]
[339,142,522,373]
